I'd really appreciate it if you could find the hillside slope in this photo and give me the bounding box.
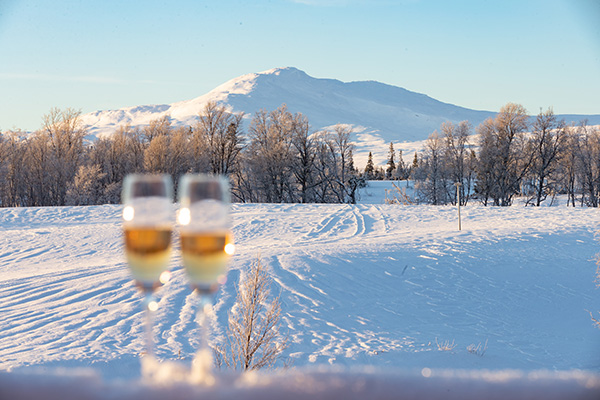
[79,67,600,166]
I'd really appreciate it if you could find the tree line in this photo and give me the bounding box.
[405,103,600,206]
[1,101,598,207]
[0,102,364,207]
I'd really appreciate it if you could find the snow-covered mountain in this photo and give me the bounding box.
[80,67,600,167]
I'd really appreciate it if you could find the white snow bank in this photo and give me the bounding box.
[1,367,599,400]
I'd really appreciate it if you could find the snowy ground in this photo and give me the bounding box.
[1,182,600,397]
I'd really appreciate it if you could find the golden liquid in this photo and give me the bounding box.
[180,231,232,287]
[124,227,172,285]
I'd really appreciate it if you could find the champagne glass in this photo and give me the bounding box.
[177,174,234,382]
[122,174,173,371]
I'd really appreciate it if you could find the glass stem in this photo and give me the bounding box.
[143,292,156,360]
[190,292,216,384]
[196,294,212,352]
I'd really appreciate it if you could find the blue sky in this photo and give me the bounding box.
[1,0,599,132]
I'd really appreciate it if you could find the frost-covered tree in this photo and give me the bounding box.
[573,122,600,207]
[558,124,580,207]
[89,124,145,203]
[312,136,335,202]
[290,113,317,203]
[415,131,450,205]
[41,107,86,205]
[475,103,531,206]
[441,120,474,205]
[65,164,107,205]
[525,108,566,206]
[195,101,245,175]
[214,257,288,370]
[143,118,194,184]
[322,124,358,203]
[394,149,409,180]
[144,134,171,173]
[23,131,54,206]
[246,105,295,202]
[410,120,476,205]
[141,115,171,144]
[168,126,195,188]
[0,131,4,165]
[0,131,28,206]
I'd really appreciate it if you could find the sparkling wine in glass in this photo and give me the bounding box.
[178,174,234,383]
[122,174,173,372]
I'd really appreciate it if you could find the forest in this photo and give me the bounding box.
[411,103,599,207]
[0,101,598,207]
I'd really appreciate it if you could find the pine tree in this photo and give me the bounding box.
[348,148,356,172]
[385,142,396,179]
[364,151,375,179]
[412,152,419,172]
[395,149,408,180]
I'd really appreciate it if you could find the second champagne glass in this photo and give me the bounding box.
[122,174,173,372]
[177,174,234,382]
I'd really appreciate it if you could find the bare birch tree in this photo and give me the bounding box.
[142,122,198,198]
[558,124,580,206]
[290,113,317,203]
[246,105,295,202]
[195,101,245,175]
[214,257,288,371]
[475,103,531,206]
[141,114,171,144]
[88,124,146,203]
[324,124,358,203]
[441,120,474,205]
[65,164,107,205]
[0,131,28,206]
[415,131,450,205]
[573,122,600,207]
[23,132,54,206]
[525,108,566,206]
[41,107,86,205]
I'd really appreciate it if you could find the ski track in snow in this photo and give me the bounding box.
[1,198,600,379]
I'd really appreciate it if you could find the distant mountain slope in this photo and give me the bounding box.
[79,67,600,166]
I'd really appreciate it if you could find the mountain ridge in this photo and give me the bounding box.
[80,67,600,166]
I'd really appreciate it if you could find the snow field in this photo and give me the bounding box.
[1,195,599,381]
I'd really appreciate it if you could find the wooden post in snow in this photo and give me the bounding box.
[455,182,462,231]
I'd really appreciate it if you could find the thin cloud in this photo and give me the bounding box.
[0,72,127,84]
[0,73,168,85]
